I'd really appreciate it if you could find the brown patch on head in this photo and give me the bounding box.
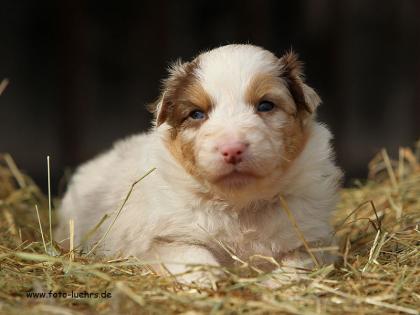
[245,68,310,171]
[280,52,307,112]
[245,73,296,115]
[275,51,319,166]
[152,59,213,180]
[152,59,213,129]
[279,51,321,117]
[245,50,321,130]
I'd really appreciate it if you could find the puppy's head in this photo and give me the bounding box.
[152,45,321,201]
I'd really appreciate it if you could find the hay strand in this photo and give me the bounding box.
[34,204,47,253]
[86,167,156,256]
[279,195,320,268]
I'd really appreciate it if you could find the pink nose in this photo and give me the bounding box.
[218,142,248,164]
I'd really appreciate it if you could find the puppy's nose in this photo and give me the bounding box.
[218,142,248,164]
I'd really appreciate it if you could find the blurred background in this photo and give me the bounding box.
[1,1,419,194]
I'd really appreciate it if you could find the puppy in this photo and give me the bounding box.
[56,44,342,283]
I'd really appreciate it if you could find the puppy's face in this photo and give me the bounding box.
[153,45,321,200]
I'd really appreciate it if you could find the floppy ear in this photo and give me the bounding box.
[149,60,196,127]
[279,51,321,114]
[148,92,170,127]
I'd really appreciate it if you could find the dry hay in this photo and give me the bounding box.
[0,143,419,315]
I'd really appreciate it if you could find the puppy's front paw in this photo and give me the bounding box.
[151,244,222,288]
[262,245,337,288]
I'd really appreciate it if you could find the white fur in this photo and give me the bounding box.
[56,45,342,282]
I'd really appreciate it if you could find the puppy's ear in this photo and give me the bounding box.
[279,51,321,114]
[148,92,171,127]
[150,60,196,127]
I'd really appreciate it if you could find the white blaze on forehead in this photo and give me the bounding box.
[195,45,280,108]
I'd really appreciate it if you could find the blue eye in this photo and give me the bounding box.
[189,110,206,120]
[257,101,275,112]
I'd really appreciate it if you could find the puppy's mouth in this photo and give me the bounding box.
[213,170,259,188]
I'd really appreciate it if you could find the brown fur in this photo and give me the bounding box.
[245,51,320,123]
[245,69,310,171]
[245,73,296,115]
[275,51,320,164]
[281,119,308,169]
[279,51,314,114]
[156,59,213,128]
[165,132,202,180]
[158,60,214,180]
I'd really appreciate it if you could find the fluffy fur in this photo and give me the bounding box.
[56,44,343,282]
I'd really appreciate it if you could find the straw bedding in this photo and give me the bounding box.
[0,143,418,315]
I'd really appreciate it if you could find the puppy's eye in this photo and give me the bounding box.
[189,110,206,120]
[257,101,275,112]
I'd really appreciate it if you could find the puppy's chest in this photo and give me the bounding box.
[197,204,286,262]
